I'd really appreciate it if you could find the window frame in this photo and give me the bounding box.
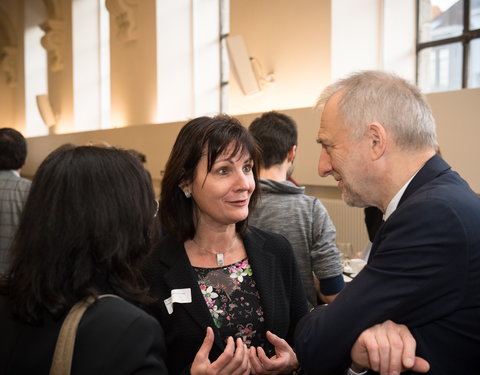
[416,0,480,89]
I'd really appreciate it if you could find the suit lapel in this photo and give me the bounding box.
[242,229,276,333]
[369,155,451,261]
[399,154,451,206]
[160,238,226,352]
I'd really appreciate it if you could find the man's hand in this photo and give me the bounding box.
[351,320,430,375]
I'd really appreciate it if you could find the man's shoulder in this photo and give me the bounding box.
[410,170,479,211]
[0,171,31,190]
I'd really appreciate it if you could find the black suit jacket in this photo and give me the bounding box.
[295,155,480,375]
[0,295,167,375]
[144,226,308,374]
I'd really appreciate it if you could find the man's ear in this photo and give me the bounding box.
[287,145,297,162]
[367,123,386,161]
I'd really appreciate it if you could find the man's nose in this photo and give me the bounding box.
[318,148,333,177]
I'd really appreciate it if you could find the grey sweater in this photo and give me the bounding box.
[249,178,344,307]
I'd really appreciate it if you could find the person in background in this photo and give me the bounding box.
[248,111,344,307]
[0,145,168,374]
[295,70,480,374]
[0,128,31,275]
[144,114,308,374]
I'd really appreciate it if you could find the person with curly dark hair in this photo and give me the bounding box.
[0,145,168,374]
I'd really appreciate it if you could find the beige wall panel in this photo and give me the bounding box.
[427,88,480,194]
[22,90,480,195]
[109,0,157,127]
[229,0,332,115]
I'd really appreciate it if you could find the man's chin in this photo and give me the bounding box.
[341,191,363,208]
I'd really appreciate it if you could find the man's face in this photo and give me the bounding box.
[316,92,371,207]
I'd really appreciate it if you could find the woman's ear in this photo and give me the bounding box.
[367,122,387,161]
[179,181,192,198]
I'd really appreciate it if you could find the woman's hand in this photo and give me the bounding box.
[248,331,299,374]
[191,327,250,375]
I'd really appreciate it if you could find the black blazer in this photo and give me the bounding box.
[295,155,480,375]
[0,295,167,375]
[144,226,308,374]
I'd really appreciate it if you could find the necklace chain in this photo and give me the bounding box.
[191,234,237,256]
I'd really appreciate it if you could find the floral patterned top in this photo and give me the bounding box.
[193,258,266,349]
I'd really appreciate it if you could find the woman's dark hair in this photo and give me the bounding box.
[160,114,260,242]
[0,146,157,323]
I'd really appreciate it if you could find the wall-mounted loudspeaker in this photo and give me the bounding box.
[226,35,260,96]
[36,94,56,127]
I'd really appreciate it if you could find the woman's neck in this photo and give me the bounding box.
[185,225,244,267]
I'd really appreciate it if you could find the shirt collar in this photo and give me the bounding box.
[383,172,417,221]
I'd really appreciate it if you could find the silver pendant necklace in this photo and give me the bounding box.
[216,253,224,266]
[192,235,237,266]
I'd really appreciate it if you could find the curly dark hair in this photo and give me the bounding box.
[0,146,158,324]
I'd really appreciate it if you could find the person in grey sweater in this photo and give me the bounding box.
[248,111,344,307]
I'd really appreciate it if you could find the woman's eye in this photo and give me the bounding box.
[243,165,253,173]
[218,167,228,175]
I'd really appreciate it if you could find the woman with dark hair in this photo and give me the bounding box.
[144,115,308,374]
[0,146,167,374]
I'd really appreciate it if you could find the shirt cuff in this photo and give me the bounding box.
[319,274,345,295]
[346,367,368,375]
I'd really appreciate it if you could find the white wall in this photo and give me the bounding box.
[332,0,416,81]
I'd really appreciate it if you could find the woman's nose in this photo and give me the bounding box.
[236,171,253,190]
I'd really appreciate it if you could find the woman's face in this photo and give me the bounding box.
[186,144,255,228]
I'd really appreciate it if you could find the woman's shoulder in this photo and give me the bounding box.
[247,225,290,243]
[75,296,167,374]
[83,296,159,329]
[245,226,294,257]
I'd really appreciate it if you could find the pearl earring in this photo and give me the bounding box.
[184,190,191,198]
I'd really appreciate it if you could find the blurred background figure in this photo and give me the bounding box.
[248,111,344,307]
[0,145,167,374]
[144,114,307,374]
[0,128,31,276]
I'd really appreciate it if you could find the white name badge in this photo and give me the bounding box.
[164,288,192,314]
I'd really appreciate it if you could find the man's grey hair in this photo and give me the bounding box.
[316,70,438,151]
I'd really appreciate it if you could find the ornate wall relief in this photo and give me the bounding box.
[106,0,138,43]
[40,19,65,72]
[0,46,17,88]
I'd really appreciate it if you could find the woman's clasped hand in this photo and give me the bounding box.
[191,328,300,375]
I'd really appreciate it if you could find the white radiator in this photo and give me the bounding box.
[320,198,369,258]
